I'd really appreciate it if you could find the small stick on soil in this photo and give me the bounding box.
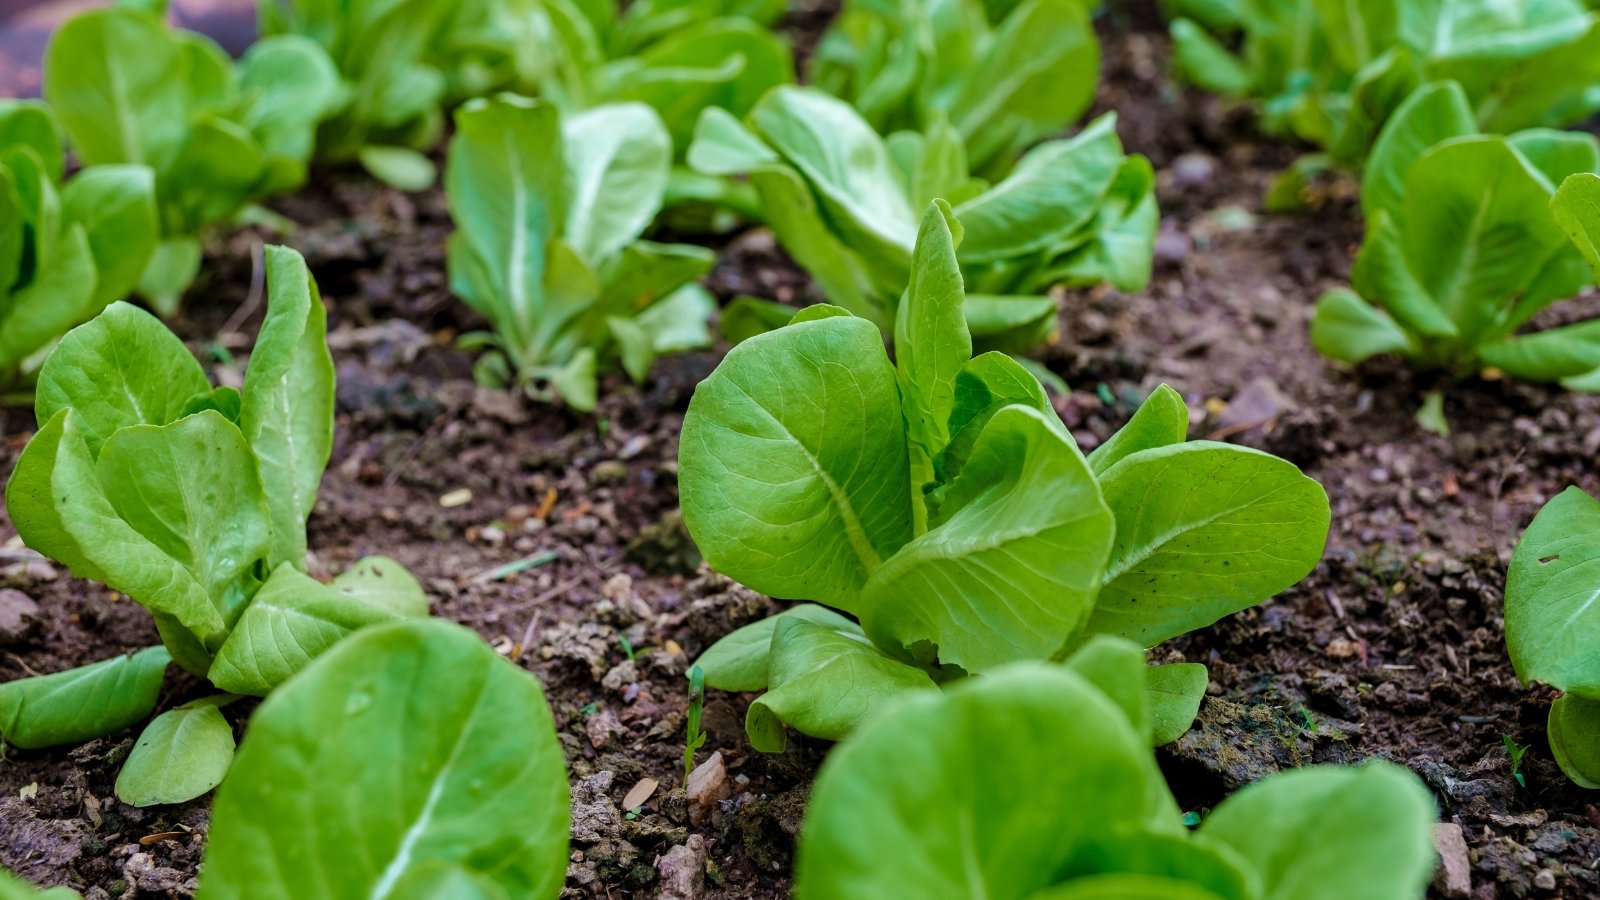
[514,577,583,661]
[469,550,559,584]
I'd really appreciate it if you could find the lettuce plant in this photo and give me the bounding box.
[473,0,792,157]
[199,619,570,898]
[446,94,716,411]
[688,86,1158,351]
[0,101,157,397]
[1167,0,1600,167]
[258,0,471,190]
[2,246,426,806]
[1506,486,1600,788]
[43,3,341,312]
[682,203,1330,751]
[811,0,1099,174]
[795,647,1437,900]
[1311,82,1600,395]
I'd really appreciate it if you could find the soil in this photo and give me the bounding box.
[3,2,1600,898]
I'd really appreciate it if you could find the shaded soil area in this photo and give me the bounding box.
[3,4,1600,899]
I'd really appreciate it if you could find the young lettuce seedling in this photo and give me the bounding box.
[445,94,717,410]
[42,3,342,312]
[1505,486,1600,788]
[794,642,1438,900]
[688,86,1157,352]
[482,0,792,159]
[1311,81,1600,404]
[0,101,157,397]
[1,246,427,806]
[199,619,570,899]
[1166,0,1600,172]
[811,0,1099,175]
[682,202,1330,752]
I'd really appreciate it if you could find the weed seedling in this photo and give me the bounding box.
[685,665,708,784]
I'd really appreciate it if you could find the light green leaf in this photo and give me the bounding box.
[1028,873,1228,900]
[115,698,236,806]
[695,604,864,693]
[1169,18,1252,95]
[1148,662,1208,746]
[547,347,598,411]
[1087,384,1188,477]
[861,406,1114,673]
[686,107,779,175]
[895,201,969,488]
[1362,80,1474,223]
[241,246,335,571]
[331,556,429,618]
[59,164,159,308]
[1199,762,1436,900]
[138,238,203,317]
[199,619,570,900]
[0,647,170,749]
[0,226,98,371]
[1310,287,1417,364]
[1062,635,1151,743]
[679,316,914,611]
[935,351,1056,483]
[1548,692,1600,789]
[1349,213,1458,339]
[720,295,798,345]
[793,663,1160,899]
[33,302,208,458]
[1090,443,1331,648]
[563,103,672,263]
[358,146,437,192]
[1505,486,1600,696]
[0,101,63,181]
[209,564,405,696]
[608,315,655,383]
[748,618,935,752]
[1478,319,1600,382]
[636,284,716,354]
[1553,172,1600,279]
[0,865,83,899]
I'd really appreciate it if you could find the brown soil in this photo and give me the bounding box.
[3,4,1600,899]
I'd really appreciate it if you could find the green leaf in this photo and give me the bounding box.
[1362,80,1474,223]
[679,316,914,612]
[1402,137,1567,346]
[59,165,159,308]
[1089,443,1331,648]
[636,284,716,354]
[1349,213,1458,339]
[1169,18,1252,95]
[686,107,779,175]
[608,315,655,383]
[200,619,570,899]
[720,296,798,345]
[562,103,672,263]
[1063,635,1151,743]
[894,201,969,489]
[34,302,209,458]
[747,617,934,752]
[1478,319,1600,382]
[0,101,63,181]
[1310,288,1416,364]
[695,604,864,693]
[1548,692,1600,789]
[1148,662,1208,746]
[1505,487,1600,696]
[1087,384,1188,477]
[208,564,405,696]
[0,647,170,749]
[241,246,335,571]
[0,226,98,372]
[235,35,343,171]
[1199,762,1436,900]
[358,146,438,192]
[954,116,1124,264]
[330,556,429,618]
[1028,872,1228,900]
[1552,172,1600,279]
[115,698,235,806]
[138,238,203,317]
[861,406,1114,672]
[793,663,1163,899]
[935,351,1057,483]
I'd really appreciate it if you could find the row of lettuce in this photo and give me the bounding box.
[1,0,1142,411]
[1164,0,1600,791]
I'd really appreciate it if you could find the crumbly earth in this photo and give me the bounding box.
[3,4,1600,898]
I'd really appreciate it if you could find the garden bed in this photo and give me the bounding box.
[2,4,1599,898]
